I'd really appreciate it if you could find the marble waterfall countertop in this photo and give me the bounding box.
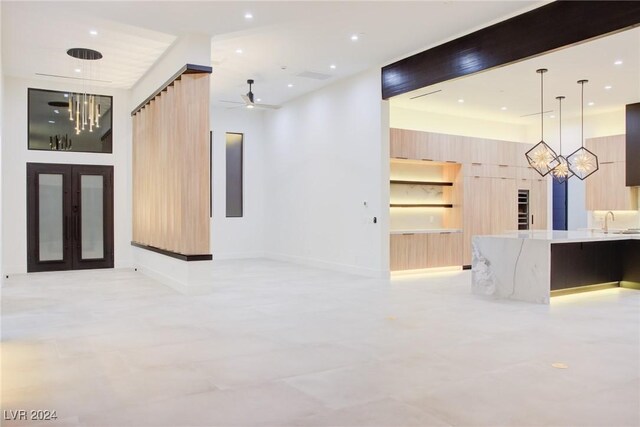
[471,230,639,304]
[480,230,640,243]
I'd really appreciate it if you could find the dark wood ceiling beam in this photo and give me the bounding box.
[381,1,640,99]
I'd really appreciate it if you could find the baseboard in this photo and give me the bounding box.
[620,281,640,290]
[211,251,266,260]
[265,252,387,278]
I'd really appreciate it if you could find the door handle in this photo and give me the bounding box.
[74,215,80,243]
[65,216,70,240]
[532,214,534,225]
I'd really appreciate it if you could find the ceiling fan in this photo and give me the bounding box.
[221,79,281,110]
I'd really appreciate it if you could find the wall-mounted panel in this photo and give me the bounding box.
[132,66,211,257]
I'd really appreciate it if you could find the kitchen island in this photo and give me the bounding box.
[472,230,640,304]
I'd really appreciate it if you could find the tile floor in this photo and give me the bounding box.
[1,259,639,426]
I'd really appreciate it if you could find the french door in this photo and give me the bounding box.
[27,163,114,272]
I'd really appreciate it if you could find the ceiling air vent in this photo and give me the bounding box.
[296,71,332,80]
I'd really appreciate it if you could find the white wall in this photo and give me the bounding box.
[130,34,211,108]
[391,106,529,143]
[262,69,389,277]
[1,76,132,274]
[0,2,4,277]
[210,106,265,259]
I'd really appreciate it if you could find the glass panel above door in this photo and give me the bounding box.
[38,174,64,261]
[28,88,113,153]
[81,175,104,260]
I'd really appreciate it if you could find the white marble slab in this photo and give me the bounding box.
[483,230,640,243]
[472,231,639,304]
[472,235,551,304]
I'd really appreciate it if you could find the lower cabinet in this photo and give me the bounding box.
[390,232,462,271]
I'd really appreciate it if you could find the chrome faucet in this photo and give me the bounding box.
[603,211,615,233]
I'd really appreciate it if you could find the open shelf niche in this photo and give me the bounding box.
[389,158,463,232]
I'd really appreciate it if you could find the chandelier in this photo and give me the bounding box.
[525,69,557,176]
[66,48,103,135]
[567,80,599,180]
[550,96,573,183]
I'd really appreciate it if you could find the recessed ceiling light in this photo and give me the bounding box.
[235,48,243,54]
[330,64,336,70]
[614,60,623,65]
[350,34,359,41]
[48,120,55,124]
[74,68,81,73]
[54,109,60,114]
[244,12,253,19]
[89,30,98,36]
[604,85,612,90]
[500,106,507,111]
[457,99,464,103]
[287,83,294,88]
[588,101,595,106]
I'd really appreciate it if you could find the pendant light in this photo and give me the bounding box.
[66,48,103,136]
[550,96,573,183]
[567,80,599,180]
[525,69,557,176]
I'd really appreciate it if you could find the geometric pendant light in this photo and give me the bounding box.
[525,69,558,177]
[567,79,599,180]
[550,96,574,183]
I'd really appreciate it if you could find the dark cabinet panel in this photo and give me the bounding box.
[622,240,640,284]
[550,241,623,291]
[626,103,640,187]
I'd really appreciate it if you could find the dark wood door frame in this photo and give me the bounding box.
[27,163,114,273]
[27,163,73,272]
[381,1,640,99]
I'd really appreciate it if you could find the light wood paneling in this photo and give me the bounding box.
[586,161,638,211]
[585,135,637,211]
[390,129,548,267]
[426,232,463,267]
[390,233,429,271]
[390,232,462,271]
[132,73,210,255]
[586,134,625,163]
[530,178,548,230]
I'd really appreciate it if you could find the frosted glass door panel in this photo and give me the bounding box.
[81,175,104,259]
[38,174,64,261]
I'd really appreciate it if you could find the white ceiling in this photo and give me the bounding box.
[1,2,176,89]
[2,1,541,105]
[391,27,640,124]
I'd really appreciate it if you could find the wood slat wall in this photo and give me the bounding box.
[132,73,210,256]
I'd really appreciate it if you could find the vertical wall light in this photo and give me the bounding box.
[568,80,599,180]
[550,96,573,183]
[525,69,557,176]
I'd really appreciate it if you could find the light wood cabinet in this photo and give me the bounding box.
[586,135,625,163]
[584,135,637,211]
[490,178,517,233]
[390,129,548,268]
[390,232,462,271]
[586,161,638,210]
[529,178,548,230]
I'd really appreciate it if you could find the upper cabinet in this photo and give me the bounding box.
[627,103,640,187]
[585,134,638,211]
